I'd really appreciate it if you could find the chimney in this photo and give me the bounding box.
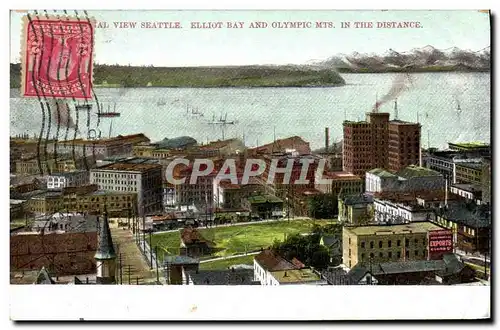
[325,127,330,153]
[284,271,288,277]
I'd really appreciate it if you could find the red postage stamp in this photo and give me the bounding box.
[21,15,95,100]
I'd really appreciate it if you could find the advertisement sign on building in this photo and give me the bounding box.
[428,229,453,260]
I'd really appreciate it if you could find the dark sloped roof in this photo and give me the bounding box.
[346,264,370,284]
[94,210,116,260]
[340,193,374,205]
[348,254,466,283]
[438,203,491,228]
[254,249,298,272]
[156,136,197,149]
[397,165,442,178]
[438,253,465,277]
[34,267,56,284]
[322,235,340,247]
[186,269,254,285]
[379,260,444,274]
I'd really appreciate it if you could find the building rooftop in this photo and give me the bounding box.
[94,162,162,172]
[181,228,209,245]
[250,136,311,155]
[437,203,491,228]
[154,136,197,149]
[450,183,483,193]
[367,168,397,178]
[344,221,444,236]
[163,255,199,266]
[185,269,256,285]
[397,165,442,178]
[48,170,87,177]
[448,142,490,150]
[389,119,420,126]
[254,249,299,272]
[270,268,322,284]
[324,171,362,180]
[348,253,465,283]
[199,138,240,150]
[340,193,374,205]
[455,162,483,170]
[58,133,149,146]
[94,210,116,260]
[32,213,98,233]
[247,195,283,204]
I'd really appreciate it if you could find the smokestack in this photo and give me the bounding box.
[374,92,379,113]
[445,179,448,208]
[394,99,398,120]
[325,127,330,153]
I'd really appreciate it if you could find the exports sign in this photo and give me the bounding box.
[428,229,453,260]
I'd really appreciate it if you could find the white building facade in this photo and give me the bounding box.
[373,198,430,224]
[46,171,89,190]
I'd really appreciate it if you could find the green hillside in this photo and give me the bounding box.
[9,63,345,88]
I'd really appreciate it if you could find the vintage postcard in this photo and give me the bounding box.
[9,9,491,321]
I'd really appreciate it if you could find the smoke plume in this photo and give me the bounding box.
[374,74,413,110]
[51,99,77,130]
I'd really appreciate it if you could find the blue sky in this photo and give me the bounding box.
[10,10,490,66]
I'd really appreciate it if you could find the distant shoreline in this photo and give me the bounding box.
[9,63,489,89]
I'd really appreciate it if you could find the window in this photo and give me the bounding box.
[361,241,365,248]
[397,240,401,247]
[414,239,418,245]
[379,252,383,258]
[361,253,365,260]
[349,237,351,244]
[405,239,409,247]
[397,251,401,258]
[349,249,351,257]
[405,250,409,258]
[415,250,418,256]
[370,241,374,249]
[388,240,392,248]
[388,251,392,258]
[370,253,374,259]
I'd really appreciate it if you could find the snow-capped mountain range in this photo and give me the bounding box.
[311,45,490,71]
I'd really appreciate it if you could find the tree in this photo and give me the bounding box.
[272,232,330,270]
[307,193,337,219]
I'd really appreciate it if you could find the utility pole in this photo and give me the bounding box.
[155,246,160,283]
[119,253,123,285]
[142,206,146,253]
[149,230,153,269]
[128,265,131,284]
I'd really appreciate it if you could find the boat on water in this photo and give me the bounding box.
[97,103,121,118]
[456,100,462,114]
[75,103,92,111]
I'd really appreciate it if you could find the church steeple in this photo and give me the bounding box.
[95,205,117,284]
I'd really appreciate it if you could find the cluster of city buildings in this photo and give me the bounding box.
[9,103,491,286]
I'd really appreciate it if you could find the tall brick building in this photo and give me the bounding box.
[388,120,421,172]
[343,111,420,176]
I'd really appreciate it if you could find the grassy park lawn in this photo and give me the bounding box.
[10,218,29,230]
[151,219,335,263]
[199,255,255,271]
